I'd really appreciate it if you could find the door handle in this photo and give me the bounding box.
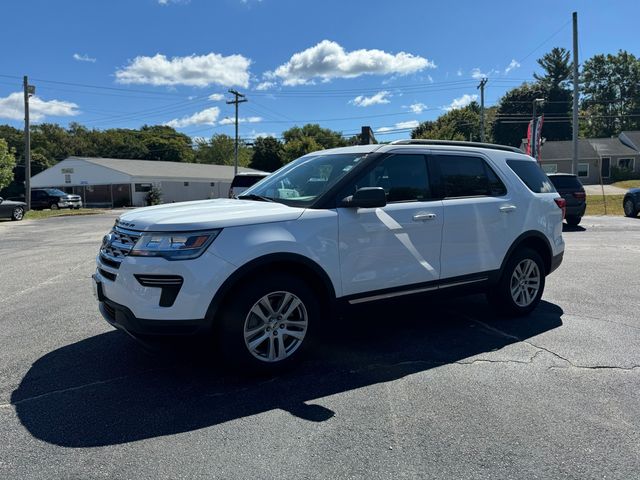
[499,205,517,213]
[412,212,437,221]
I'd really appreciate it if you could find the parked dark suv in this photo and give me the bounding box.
[31,188,82,210]
[547,174,586,226]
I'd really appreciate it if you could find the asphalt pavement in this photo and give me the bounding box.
[0,213,639,479]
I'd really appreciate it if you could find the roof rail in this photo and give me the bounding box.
[390,139,524,154]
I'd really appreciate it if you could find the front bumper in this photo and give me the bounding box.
[58,199,82,208]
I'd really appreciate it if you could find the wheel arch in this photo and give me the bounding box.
[206,253,337,327]
[496,231,553,281]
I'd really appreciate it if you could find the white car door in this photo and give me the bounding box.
[435,153,522,280]
[337,153,443,298]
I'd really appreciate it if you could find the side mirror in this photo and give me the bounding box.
[341,187,387,208]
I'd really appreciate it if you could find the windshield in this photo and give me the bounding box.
[241,152,370,206]
[45,189,67,196]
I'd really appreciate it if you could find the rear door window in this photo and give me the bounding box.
[435,155,507,198]
[506,159,556,193]
[548,176,582,190]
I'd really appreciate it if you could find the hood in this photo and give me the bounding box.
[117,198,305,232]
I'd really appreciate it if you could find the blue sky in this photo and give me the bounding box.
[0,0,637,142]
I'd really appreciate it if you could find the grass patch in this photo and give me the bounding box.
[585,194,625,216]
[611,180,640,189]
[24,208,107,220]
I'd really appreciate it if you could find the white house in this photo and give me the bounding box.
[30,157,266,207]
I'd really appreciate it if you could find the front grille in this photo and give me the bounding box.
[100,226,142,261]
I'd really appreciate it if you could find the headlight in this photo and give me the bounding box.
[129,229,221,260]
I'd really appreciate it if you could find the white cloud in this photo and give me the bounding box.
[471,68,487,80]
[350,90,391,107]
[218,116,262,125]
[115,52,251,88]
[376,120,419,132]
[208,93,225,101]
[165,106,220,128]
[247,130,276,140]
[426,74,434,83]
[158,0,190,5]
[446,93,478,110]
[0,92,79,122]
[255,81,276,91]
[268,40,435,86]
[73,53,96,63]
[456,69,463,76]
[505,59,521,74]
[407,102,428,114]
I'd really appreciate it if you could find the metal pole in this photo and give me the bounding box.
[532,100,537,159]
[226,89,247,176]
[572,11,579,175]
[477,78,487,142]
[23,76,31,211]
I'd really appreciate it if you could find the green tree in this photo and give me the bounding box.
[195,133,252,166]
[581,50,640,137]
[249,136,284,172]
[0,138,16,191]
[534,47,572,90]
[282,124,347,150]
[412,102,482,141]
[282,136,322,163]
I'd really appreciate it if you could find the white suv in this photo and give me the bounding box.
[94,140,565,372]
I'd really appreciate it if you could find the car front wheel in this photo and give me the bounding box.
[624,198,638,218]
[218,273,318,373]
[11,206,24,221]
[50,203,59,210]
[487,248,545,317]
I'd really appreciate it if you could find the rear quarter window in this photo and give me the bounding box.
[506,159,556,193]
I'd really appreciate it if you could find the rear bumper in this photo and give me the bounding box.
[565,203,586,217]
[549,251,564,275]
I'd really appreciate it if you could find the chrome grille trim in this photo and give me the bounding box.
[100,226,142,260]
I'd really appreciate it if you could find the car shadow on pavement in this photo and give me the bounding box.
[562,224,586,232]
[12,295,563,448]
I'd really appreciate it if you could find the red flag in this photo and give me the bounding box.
[526,119,533,156]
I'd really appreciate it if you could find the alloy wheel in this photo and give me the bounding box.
[509,259,541,307]
[243,291,308,363]
[13,207,24,220]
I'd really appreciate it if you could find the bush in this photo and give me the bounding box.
[610,166,640,182]
[146,186,162,206]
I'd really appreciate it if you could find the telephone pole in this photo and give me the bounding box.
[226,89,247,175]
[477,77,488,142]
[571,11,579,175]
[23,76,35,211]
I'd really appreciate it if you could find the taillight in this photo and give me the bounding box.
[572,191,586,200]
[554,197,566,219]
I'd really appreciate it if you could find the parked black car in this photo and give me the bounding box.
[31,188,82,210]
[0,197,26,221]
[547,173,586,226]
[623,188,640,218]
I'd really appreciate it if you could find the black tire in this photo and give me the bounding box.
[487,247,546,317]
[566,215,581,226]
[623,197,638,218]
[11,206,24,221]
[217,273,319,374]
[50,203,59,210]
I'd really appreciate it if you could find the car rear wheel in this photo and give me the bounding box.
[217,273,318,374]
[566,215,581,226]
[624,198,638,218]
[11,206,24,221]
[487,248,545,317]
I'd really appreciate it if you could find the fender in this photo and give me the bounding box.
[492,230,553,284]
[205,252,337,324]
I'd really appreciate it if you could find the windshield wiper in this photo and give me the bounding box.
[237,194,275,202]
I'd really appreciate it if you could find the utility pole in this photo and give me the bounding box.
[477,77,488,142]
[571,11,579,175]
[226,89,247,175]
[23,76,35,211]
